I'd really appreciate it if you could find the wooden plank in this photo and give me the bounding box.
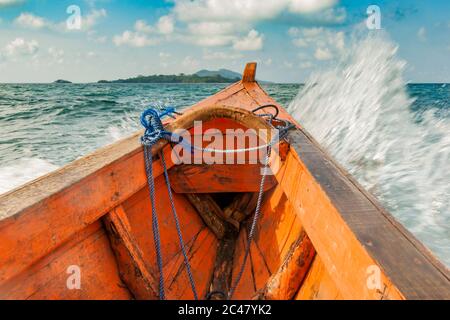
[165,228,218,300]
[169,164,277,193]
[296,257,343,300]
[253,186,303,275]
[0,222,132,300]
[249,241,271,294]
[185,194,234,239]
[208,237,237,300]
[121,177,206,274]
[282,129,450,299]
[230,228,256,299]
[264,230,315,300]
[103,205,158,299]
[223,193,257,223]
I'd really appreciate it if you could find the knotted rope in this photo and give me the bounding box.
[141,107,198,300]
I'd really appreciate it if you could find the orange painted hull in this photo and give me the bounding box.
[0,63,449,300]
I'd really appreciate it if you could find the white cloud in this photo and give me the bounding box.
[14,13,48,29]
[314,7,346,24]
[48,47,64,64]
[182,56,200,70]
[86,30,108,43]
[314,47,333,60]
[113,16,174,48]
[159,52,172,59]
[3,38,39,60]
[292,38,308,47]
[0,0,24,8]
[332,31,345,51]
[113,31,158,47]
[202,50,243,60]
[113,0,344,51]
[233,29,264,51]
[133,16,174,35]
[193,34,237,47]
[173,0,339,23]
[289,27,345,61]
[157,15,175,35]
[264,58,273,66]
[299,61,314,69]
[173,0,286,23]
[185,22,241,47]
[13,9,106,32]
[187,21,240,36]
[170,0,343,50]
[135,20,153,33]
[417,27,426,42]
[288,0,337,14]
[114,17,171,47]
[284,61,294,68]
[81,8,107,31]
[115,15,174,47]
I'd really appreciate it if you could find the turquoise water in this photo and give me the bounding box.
[0,82,449,266]
[0,83,299,168]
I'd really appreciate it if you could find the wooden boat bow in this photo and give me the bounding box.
[0,63,448,300]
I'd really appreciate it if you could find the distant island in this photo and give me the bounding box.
[98,69,242,84]
[54,79,72,84]
[53,69,271,84]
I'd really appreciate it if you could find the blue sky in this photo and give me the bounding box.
[0,0,448,83]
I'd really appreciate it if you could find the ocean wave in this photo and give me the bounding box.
[0,158,59,195]
[288,31,450,266]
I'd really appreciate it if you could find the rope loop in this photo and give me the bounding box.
[140,107,178,146]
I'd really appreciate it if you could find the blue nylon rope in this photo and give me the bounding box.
[160,151,199,300]
[141,106,198,300]
[143,144,166,300]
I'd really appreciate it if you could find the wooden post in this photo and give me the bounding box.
[208,236,237,300]
[264,230,315,300]
[242,62,257,83]
[103,206,159,300]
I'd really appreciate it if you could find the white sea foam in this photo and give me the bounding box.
[0,158,59,195]
[107,113,140,142]
[288,32,450,265]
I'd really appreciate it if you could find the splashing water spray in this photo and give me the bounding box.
[288,31,450,266]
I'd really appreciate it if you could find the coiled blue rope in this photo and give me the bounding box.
[141,106,198,300]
